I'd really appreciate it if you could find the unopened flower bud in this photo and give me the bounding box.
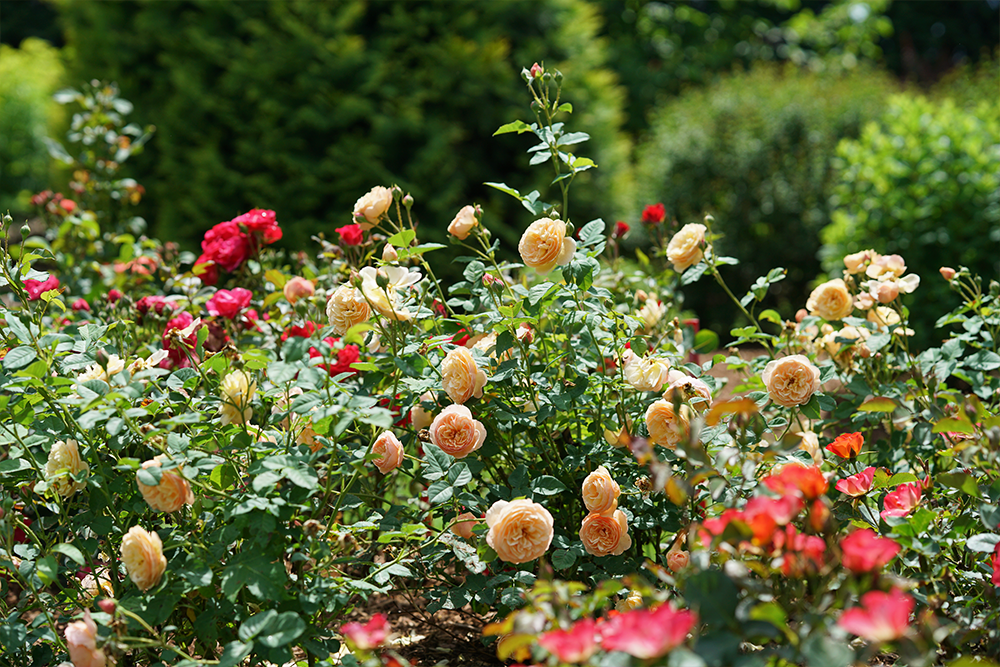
[939,267,956,281]
[402,194,414,209]
[516,323,534,345]
[2,213,12,225]
[98,599,116,615]
[390,185,403,201]
[530,63,543,78]
[20,224,31,238]
[795,308,808,323]
[382,244,398,262]
[375,270,390,290]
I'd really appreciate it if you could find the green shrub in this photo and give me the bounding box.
[633,64,894,336]
[58,0,632,253]
[822,91,1000,347]
[0,38,65,218]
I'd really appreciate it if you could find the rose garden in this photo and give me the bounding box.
[2,4,999,667]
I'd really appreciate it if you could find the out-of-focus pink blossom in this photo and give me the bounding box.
[598,603,695,658]
[840,529,900,573]
[539,618,597,663]
[838,588,913,643]
[339,613,389,650]
[24,275,60,300]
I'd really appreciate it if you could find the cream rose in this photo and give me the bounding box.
[218,370,255,425]
[517,218,576,274]
[624,354,671,392]
[806,278,854,321]
[353,186,393,229]
[580,509,632,557]
[663,370,713,411]
[440,347,487,404]
[637,297,665,331]
[371,431,404,474]
[327,284,371,335]
[429,404,487,459]
[485,499,554,564]
[410,391,436,431]
[77,354,126,384]
[121,525,167,591]
[644,400,690,448]
[448,205,478,240]
[798,430,823,465]
[381,243,399,262]
[666,223,706,272]
[136,455,194,513]
[581,466,621,513]
[359,265,422,321]
[45,439,89,498]
[761,355,821,407]
[283,276,315,304]
[65,611,106,667]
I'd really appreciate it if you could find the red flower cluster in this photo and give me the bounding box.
[763,464,828,500]
[838,588,913,643]
[641,203,666,225]
[136,295,173,318]
[195,209,282,285]
[30,190,78,216]
[280,321,318,343]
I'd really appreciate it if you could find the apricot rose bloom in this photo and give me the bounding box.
[644,400,690,448]
[371,431,404,474]
[447,205,478,240]
[662,369,713,411]
[667,549,690,572]
[623,353,671,392]
[65,611,106,667]
[580,509,632,557]
[45,439,89,498]
[581,465,621,513]
[136,455,194,513]
[283,276,315,304]
[353,185,393,229]
[326,284,371,335]
[440,347,487,404]
[121,525,167,591]
[218,370,256,425]
[761,355,821,407]
[806,278,854,321]
[429,404,487,459]
[666,223,706,272]
[517,217,576,274]
[485,499,554,564]
[410,391,435,431]
[451,512,478,540]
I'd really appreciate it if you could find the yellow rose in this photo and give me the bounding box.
[326,284,371,335]
[121,525,167,591]
[353,186,393,230]
[371,431,404,474]
[581,465,621,513]
[485,499,554,564]
[359,266,422,321]
[136,455,194,513]
[65,611,106,667]
[624,354,671,392]
[447,205,478,240]
[283,276,315,304]
[616,589,644,612]
[761,355,821,407]
[644,400,690,448]
[218,370,255,425]
[517,218,576,274]
[45,439,89,498]
[580,509,632,557]
[440,347,486,404]
[806,279,854,321]
[666,223,706,272]
[429,404,487,459]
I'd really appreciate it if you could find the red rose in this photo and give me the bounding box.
[641,203,666,225]
[206,287,253,319]
[335,223,364,246]
[136,295,172,317]
[193,253,219,286]
[280,321,318,343]
[231,208,282,244]
[201,220,250,272]
[24,275,60,300]
[613,221,630,238]
[242,308,260,331]
[107,289,123,304]
[309,337,360,377]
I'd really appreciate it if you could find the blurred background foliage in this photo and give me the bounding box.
[1,0,997,346]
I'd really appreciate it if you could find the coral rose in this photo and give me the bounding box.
[539,618,598,664]
[429,404,487,459]
[581,465,621,513]
[283,276,315,304]
[451,512,478,540]
[836,466,876,497]
[485,499,554,564]
[45,439,89,498]
[624,354,671,392]
[881,482,921,520]
[136,455,195,513]
[326,284,371,335]
[826,432,864,458]
[517,218,576,274]
[599,603,696,659]
[580,509,632,557]
[761,355,821,407]
[218,370,256,425]
[353,186,393,229]
[371,431,404,474]
[448,205,478,240]
[644,400,690,448]
[440,347,487,404]
[838,589,912,643]
[667,549,689,572]
[65,611,106,667]
[806,278,854,321]
[121,525,167,591]
[840,529,900,573]
[666,223,706,272]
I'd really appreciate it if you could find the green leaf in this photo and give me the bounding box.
[801,635,854,667]
[966,533,1000,552]
[683,570,738,626]
[239,610,278,641]
[680,262,709,285]
[448,462,472,488]
[137,466,162,487]
[965,350,1000,372]
[858,396,898,413]
[531,476,566,496]
[385,229,416,247]
[551,549,576,570]
[36,555,58,585]
[981,504,1000,531]
[933,417,975,435]
[258,611,306,648]
[493,120,531,136]
[937,472,979,497]
[52,543,85,566]
[557,103,573,113]
[3,347,37,370]
[422,444,451,481]
[427,480,453,505]
[484,182,522,199]
[217,641,253,667]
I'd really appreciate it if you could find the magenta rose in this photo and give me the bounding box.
[206,288,253,319]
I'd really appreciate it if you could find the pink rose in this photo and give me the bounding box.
[72,298,91,312]
[835,466,876,497]
[65,611,106,667]
[451,512,478,540]
[539,618,597,663]
[599,603,695,659]
[881,482,922,520]
[339,613,390,650]
[206,288,253,319]
[840,529,900,574]
[371,431,404,474]
[838,589,912,643]
[24,275,59,300]
[666,549,689,572]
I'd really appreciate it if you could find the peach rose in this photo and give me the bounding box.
[440,347,486,404]
[662,370,713,411]
[121,525,167,591]
[666,223,706,272]
[136,455,194,513]
[448,205,478,240]
[283,276,315,304]
[353,186,393,229]
[761,355,821,408]
[624,354,671,392]
[581,466,621,513]
[451,512,478,540]
[517,218,576,274]
[644,400,690,448]
[580,509,632,557]
[371,431,404,474]
[45,439,89,498]
[327,284,371,335]
[806,279,854,321]
[429,404,486,459]
[65,611,106,667]
[410,391,435,431]
[843,250,878,274]
[666,549,689,572]
[485,499,554,564]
